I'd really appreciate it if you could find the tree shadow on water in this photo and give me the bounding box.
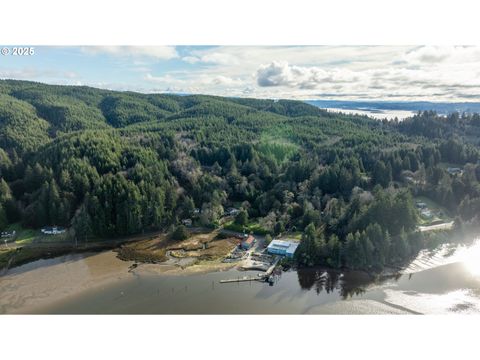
[296,267,374,299]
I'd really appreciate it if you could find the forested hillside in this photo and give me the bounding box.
[1,80,480,271]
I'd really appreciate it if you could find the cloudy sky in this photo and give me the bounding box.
[1,46,480,101]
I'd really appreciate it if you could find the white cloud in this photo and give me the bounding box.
[197,52,239,65]
[182,46,408,75]
[404,46,480,65]
[0,67,78,80]
[182,52,239,65]
[5,46,480,102]
[144,72,245,93]
[256,61,359,89]
[211,75,243,86]
[251,52,480,101]
[404,46,452,63]
[82,46,178,60]
[182,56,200,64]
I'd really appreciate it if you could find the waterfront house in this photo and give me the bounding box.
[41,226,66,235]
[267,239,299,258]
[1,230,15,238]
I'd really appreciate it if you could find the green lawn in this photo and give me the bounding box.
[223,220,271,235]
[4,223,70,245]
[257,134,299,164]
[283,232,302,240]
[5,223,38,244]
[35,232,71,243]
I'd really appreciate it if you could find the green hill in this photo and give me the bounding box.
[1,79,480,270]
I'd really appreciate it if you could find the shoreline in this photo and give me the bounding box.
[0,249,242,314]
[0,238,433,283]
[2,231,474,314]
[133,259,238,276]
[1,240,475,314]
[1,240,405,281]
[0,251,133,314]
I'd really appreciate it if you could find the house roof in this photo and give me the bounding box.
[243,235,255,245]
[268,239,299,254]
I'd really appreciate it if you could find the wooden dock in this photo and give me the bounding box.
[220,276,261,283]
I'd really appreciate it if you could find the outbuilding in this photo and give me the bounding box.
[181,219,193,227]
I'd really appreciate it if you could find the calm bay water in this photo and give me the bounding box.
[2,240,480,314]
[324,108,415,120]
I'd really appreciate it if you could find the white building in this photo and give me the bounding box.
[225,207,240,216]
[267,239,299,258]
[181,219,192,227]
[41,226,66,235]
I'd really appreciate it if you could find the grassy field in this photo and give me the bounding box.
[223,220,270,235]
[280,232,302,240]
[257,134,299,164]
[167,230,238,260]
[117,229,239,264]
[4,223,71,245]
[0,246,73,271]
[116,234,169,263]
[4,223,38,244]
[34,232,71,244]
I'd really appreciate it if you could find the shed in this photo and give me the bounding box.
[181,219,193,227]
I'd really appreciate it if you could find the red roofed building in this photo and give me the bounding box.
[241,235,255,250]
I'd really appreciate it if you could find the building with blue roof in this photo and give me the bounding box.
[267,239,299,258]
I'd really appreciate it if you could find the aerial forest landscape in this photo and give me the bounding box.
[1,46,480,314]
[5,2,480,359]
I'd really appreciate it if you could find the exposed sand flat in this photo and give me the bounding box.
[0,250,239,314]
[134,259,237,276]
[0,251,134,314]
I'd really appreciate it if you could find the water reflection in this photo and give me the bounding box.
[5,237,480,314]
[296,268,372,299]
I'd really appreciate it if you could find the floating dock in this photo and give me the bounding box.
[220,257,281,284]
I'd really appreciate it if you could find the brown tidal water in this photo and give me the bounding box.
[2,240,480,314]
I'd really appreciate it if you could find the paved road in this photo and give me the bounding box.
[219,228,266,242]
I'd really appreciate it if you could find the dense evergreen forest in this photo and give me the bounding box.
[1,80,480,271]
